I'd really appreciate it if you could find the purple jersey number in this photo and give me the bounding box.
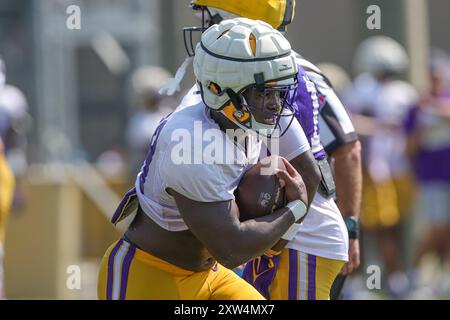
[139,114,172,193]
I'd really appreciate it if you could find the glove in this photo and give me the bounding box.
[242,249,282,299]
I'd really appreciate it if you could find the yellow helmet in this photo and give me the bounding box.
[192,0,296,30]
[184,0,296,56]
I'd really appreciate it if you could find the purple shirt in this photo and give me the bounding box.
[404,92,450,183]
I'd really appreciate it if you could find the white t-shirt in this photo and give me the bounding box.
[135,100,262,231]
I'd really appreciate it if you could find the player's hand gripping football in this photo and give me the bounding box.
[275,157,308,207]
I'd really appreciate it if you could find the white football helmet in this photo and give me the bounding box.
[193,18,298,137]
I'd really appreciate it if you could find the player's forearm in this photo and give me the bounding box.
[216,206,296,269]
[332,140,362,219]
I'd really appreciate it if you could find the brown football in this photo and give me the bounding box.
[235,155,287,222]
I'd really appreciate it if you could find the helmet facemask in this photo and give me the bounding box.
[208,76,298,138]
[184,4,225,57]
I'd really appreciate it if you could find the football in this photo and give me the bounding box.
[235,155,287,221]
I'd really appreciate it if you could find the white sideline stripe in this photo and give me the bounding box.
[112,242,129,300]
[299,252,307,300]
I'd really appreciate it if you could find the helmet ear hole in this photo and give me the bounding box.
[208,82,222,95]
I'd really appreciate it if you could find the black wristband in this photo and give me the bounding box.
[344,216,359,240]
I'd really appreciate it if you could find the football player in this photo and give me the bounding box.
[97,18,311,300]
[343,36,418,297]
[174,0,362,300]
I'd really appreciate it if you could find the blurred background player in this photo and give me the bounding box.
[0,56,30,212]
[0,56,17,299]
[0,55,28,299]
[405,48,450,297]
[179,0,361,300]
[343,36,419,298]
[125,66,175,179]
[0,138,14,300]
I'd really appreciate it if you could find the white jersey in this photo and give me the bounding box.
[135,99,262,231]
[173,84,347,261]
[269,138,349,262]
[285,194,349,261]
